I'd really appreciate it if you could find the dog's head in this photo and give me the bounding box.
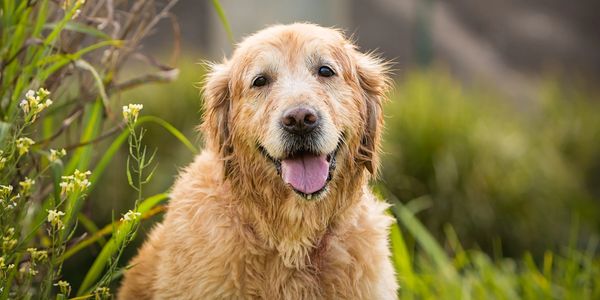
[202,23,389,200]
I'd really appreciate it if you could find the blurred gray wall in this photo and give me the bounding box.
[206,0,351,56]
[148,0,600,99]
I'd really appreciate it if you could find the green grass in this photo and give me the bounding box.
[388,194,599,299]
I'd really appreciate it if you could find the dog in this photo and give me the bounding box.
[118,23,397,299]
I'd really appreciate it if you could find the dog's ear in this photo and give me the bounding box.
[353,52,390,175]
[201,62,233,173]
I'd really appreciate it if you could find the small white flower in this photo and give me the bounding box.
[59,169,92,196]
[16,137,35,155]
[72,9,81,19]
[47,209,66,230]
[120,210,141,222]
[20,99,30,114]
[122,103,143,124]
[49,148,67,162]
[54,280,72,296]
[21,88,52,121]
[25,90,35,99]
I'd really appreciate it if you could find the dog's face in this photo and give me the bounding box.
[203,23,388,200]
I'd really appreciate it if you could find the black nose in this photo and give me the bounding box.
[281,106,319,135]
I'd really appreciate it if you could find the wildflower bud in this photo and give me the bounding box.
[27,248,48,262]
[120,210,142,222]
[54,280,72,296]
[49,148,67,162]
[94,287,110,299]
[59,169,92,196]
[20,88,52,121]
[47,209,66,230]
[0,150,6,170]
[122,103,143,124]
[0,185,13,199]
[16,137,35,155]
[19,178,35,196]
[38,88,50,98]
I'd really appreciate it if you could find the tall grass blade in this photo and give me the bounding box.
[389,194,456,278]
[211,0,234,44]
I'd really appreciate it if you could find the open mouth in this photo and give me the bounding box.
[258,142,341,200]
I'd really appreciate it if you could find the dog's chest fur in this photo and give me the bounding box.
[154,202,393,299]
[119,152,397,299]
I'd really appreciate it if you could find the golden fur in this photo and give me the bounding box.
[118,23,397,299]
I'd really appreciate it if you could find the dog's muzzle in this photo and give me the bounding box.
[259,106,341,200]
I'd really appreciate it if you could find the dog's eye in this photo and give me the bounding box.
[252,76,268,87]
[318,66,335,77]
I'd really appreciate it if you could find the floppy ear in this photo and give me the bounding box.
[201,62,233,173]
[354,52,390,175]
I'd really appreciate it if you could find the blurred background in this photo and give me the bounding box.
[67,0,600,288]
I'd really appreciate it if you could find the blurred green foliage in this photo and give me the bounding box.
[382,69,600,257]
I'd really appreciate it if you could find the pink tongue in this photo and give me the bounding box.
[281,153,329,194]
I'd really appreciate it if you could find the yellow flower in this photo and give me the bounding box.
[38,88,50,98]
[0,185,12,198]
[16,137,35,155]
[27,248,48,262]
[19,177,35,196]
[2,237,17,252]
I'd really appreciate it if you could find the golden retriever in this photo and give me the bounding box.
[119,23,397,299]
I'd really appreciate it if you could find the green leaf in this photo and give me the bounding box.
[142,116,198,154]
[78,213,107,247]
[390,221,416,288]
[74,59,111,110]
[0,120,11,144]
[126,156,134,187]
[65,99,103,174]
[389,194,456,279]
[211,0,234,44]
[44,21,112,40]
